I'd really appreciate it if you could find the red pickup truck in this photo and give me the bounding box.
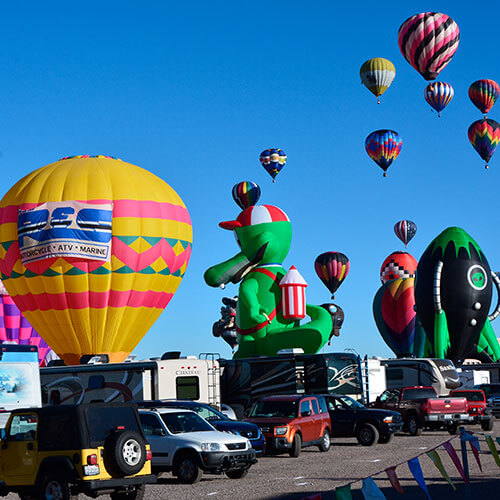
[450,389,494,431]
[372,386,471,435]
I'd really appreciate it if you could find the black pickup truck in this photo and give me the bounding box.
[321,394,403,446]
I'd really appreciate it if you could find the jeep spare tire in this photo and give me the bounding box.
[104,430,146,477]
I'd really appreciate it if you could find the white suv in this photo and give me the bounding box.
[139,408,257,483]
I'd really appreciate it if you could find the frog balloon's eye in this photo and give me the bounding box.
[467,265,488,291]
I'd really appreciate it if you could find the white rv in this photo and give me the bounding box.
[457,368,490,389]
[40,353,220,407]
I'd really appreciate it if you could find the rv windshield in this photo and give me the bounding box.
[250,401,298,419]
[161,412,213,434]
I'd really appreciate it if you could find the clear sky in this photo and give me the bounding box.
[1,1,499,361]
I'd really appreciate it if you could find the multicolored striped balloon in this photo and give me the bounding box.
[469,79,500,117]
[314,252,350,300]
[259,149,286,182]
[232,181,261,210]
[365,130,403,177]
[468,119,500,168]
[398,13,460,81]
[0,155,192,365]
[394,220,417,248]
[0,282,53,366]
[360,58,396,103]
[424,82,454,117]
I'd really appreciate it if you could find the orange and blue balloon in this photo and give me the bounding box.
[424,82,454,117]
[260,149,286,182]
[232,181,261,210]
[365,130,403,177]
[469,79,500,117]
[468,119,500,169]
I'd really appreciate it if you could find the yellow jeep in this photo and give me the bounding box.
[0,403,156,499]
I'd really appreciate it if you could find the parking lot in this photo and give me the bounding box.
[143,422,500,499]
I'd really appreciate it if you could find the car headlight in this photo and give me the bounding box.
[275,426,288,436]
[201,442,223,452]
[383,416,393,423]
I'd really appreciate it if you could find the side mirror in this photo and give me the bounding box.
[302,410,311,417]
[153,428,166,436]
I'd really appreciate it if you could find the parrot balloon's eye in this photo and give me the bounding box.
[467,265,488,290]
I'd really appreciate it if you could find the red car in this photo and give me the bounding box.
[449,389,493,431]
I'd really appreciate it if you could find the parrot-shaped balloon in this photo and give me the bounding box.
[360,58,396,103]
[424,82,454,117]
[365,130,403,177]
[398,12,460,80]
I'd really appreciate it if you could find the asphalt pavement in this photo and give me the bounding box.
[6,421,500,499]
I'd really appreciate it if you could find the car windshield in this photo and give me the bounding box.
[161,412,214,434]
[338,396,364,408]
[250,400,298,418]
[402,388,437,400]
[186,404,227,422]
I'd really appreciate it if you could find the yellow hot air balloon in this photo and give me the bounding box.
[360,57,396,103]
[0,155,192,365]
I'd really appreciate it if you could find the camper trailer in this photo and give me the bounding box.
[40,354,220,407]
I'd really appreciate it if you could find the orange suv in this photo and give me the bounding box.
[244,395,331,457]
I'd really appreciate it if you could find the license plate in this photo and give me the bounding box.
[83,465,100,476]
[443,414,452,419]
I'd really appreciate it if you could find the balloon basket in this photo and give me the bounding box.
[485,164,489,170]
[272,179,276,183]
[383,172,387,177]
[377,98,381,104]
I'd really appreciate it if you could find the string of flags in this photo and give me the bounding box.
[301,429,500,500]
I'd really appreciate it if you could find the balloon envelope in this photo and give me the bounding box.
[394,220,417,247]
[314,252,350,298]
[468,119,500,167]
[469,79,500,115]
[360,58,395,99]
[424,82,454,116]
[380,251,418,285]
[398,12,460,80]
[232,181,261,210]
[259,149,286,181]
[0,155,193,365]
[365,130,402,176]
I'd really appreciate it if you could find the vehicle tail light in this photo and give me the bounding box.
[146,449,152,461]
[423,402,428,413]
[87,454,98,465]
[116,426,125,430]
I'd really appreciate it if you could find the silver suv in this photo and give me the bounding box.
[139,408,257,483]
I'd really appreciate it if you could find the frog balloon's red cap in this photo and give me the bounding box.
[219,205,290,230]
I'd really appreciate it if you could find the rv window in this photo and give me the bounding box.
[176,376,200,400]
[387,368,404,381]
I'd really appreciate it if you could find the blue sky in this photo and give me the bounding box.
[1,1,499,361]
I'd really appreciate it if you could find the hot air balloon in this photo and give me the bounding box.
[360,58,396,103]
[314,252,350,299]
[394,220,417,247]
[365,130,402,177]
[260,149,286,182]
[380,251,418,285]
[398,12,460,81]
[0,280,53,366]
[424,82,454,117]
[469,79,500,117]
[468,119,500,169]
[0,155,193,365]
[373,277,426,357]
[232,181,261,210]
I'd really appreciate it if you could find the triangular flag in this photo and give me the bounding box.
[485,435,500,467]
[426,450,456,491]
[336,485,352,500]
[443,441,468,484]
[469,438,482,472]
[385,466,404,494]
[408,457,431,500]
[361,477,386,499]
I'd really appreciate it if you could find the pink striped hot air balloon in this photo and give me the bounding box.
[314,252,350,300]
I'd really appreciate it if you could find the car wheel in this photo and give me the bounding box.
[406,416,422,436]
[104,430,146,477]
[378,433,393,444]
[356,423,379,446]
[481,418,494,431]
[226,468,248,479]
[289,433,302,457]
[110,485,146,500]
[40,476,73,500]
[447,423,458,435]
[176,456,203,484]
[318,429,331,452]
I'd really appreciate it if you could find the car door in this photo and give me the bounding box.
[327,397,352,437]
[2,412,39,481]
[139,413,171,467]
[299,398,315,443]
